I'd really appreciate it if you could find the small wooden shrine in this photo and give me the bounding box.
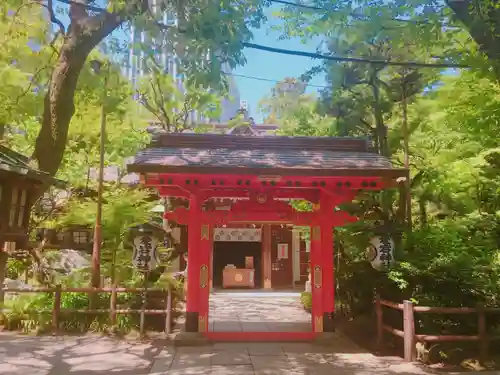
[0,145,61,294]
[0,145,60,254]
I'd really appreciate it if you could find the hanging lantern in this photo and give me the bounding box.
[367,235,395,271]
[131,225,160,272]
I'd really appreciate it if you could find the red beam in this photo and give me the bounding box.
[156,187,321,202]
[156,186,190,198]
[204,331,316,342]
[164,207,358,226]
[146,173,387,191]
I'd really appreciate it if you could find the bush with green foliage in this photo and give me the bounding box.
[3,270,182,334]
[300,292,312,312]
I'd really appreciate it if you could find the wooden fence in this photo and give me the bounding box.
[375,296,500,362]
[0,285,173,335]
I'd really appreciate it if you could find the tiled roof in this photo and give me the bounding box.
[127,133,399,174]
[0,144,63,184]
[131,147,392,170]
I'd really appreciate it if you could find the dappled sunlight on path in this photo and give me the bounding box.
[209,291,311,332]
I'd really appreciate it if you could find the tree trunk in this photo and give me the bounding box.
[419,198,428,227]
[32,6,135,179]
[446,0,500,78]
[33,42,88,177]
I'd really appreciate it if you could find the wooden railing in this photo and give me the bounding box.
[375,296,500,362]
[0,286,173,335]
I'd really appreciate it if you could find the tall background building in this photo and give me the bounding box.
[126,6,241,126]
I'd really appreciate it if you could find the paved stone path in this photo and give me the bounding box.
[209,291,311,332]
[151,340,434,375]
[0,333,158,375]
[1,332,494,375]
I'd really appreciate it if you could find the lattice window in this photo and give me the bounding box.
[9,188,18,227]
[73,231,89,244]
[17,189,27,227]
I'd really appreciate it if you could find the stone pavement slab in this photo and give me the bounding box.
[0,332,161,375]
[149,341,441,375]
[209,292,311,333]
[1,332,495,375]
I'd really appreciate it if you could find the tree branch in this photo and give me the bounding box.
[56,0,106,13]
[33,0,151,177]
[69,0,90,21]
[446,0,500,77]
[15,50,57,105]
[9,0,65,36]
[150,75,172,131]
[138,91,165,127]
[47,0,66,34]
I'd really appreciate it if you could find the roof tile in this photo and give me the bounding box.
[133,147,391,170]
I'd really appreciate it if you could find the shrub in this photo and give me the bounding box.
[3,293,53,332]
[3,271,182,334]
[333,214,500,338]
[300,292,312,312]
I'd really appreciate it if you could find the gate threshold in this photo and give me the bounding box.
[204,331,316,342]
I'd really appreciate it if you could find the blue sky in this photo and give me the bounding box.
[51,3,326,122]
[234,8,326,122]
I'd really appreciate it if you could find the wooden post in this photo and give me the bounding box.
[110,284,117,326]
[262,224,272,289]
[198,223,211,333]
[52,284,62,334]
[165,286,172,335]
[320,195,335,332]
[375,295,383,351]
[403,300,416,362]
[185,194,202,332]
[477,304,488,364]
[140,278,147,337]
[310,224,323,333]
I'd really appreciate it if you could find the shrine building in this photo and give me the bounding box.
[127,130,407,340]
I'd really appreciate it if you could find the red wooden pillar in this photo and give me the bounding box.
[319,193,336,332]
[186,194,202,332]
[198,223,211,333]
[262,224,272,289]
[321,202,335,332]
[310,223,323,333]
[209,231,214,293]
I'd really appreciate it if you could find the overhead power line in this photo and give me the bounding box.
[222,71,328,89]
[269,0,443,26]
[53,0,464,69]
[241,42,470,69]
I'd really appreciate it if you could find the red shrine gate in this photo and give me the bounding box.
[128,132,407,341]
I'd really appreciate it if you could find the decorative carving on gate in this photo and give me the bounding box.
[314,315,323,332]
[201,225,210,240]
[200,265,209,288]
[312,226,321,241]
[313,265,322,289]
[198,314,207,332]
[256,193,268,204]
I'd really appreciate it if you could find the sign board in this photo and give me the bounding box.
[213,228,262,242]
[132,235,160,271]
[367,236,395,271]
[277,243,289,259]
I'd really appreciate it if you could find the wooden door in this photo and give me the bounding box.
[270,225,293,288]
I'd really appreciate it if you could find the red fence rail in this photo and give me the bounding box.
[0,285,173,336]
[375,296,500,362]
